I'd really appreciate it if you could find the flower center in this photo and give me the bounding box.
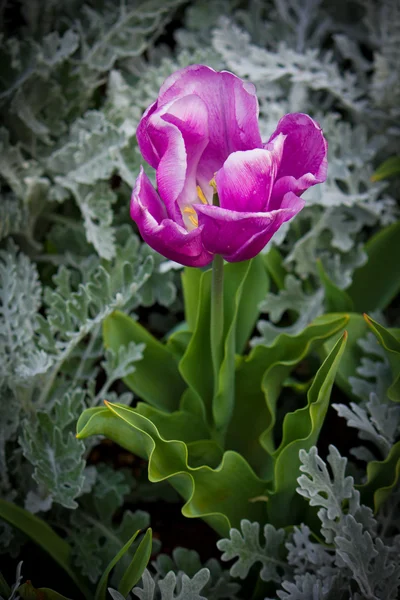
[183,205,199,228]
[182,184,209,231]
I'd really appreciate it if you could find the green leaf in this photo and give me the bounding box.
[358,440,400,512]
[347,221,400,312]
[94,529,140,600]
[103,310,186,411]
[179,268,213,421]
[214,258,269,432]
[77,404,267,537]
[262,246,286,290]
[135,403,210,444]
[268,332,347,526]
[226,314,349,477]
[371,156,400,181]
[180,257,268,430]
[182,267,203,332]
[0,499,91,597]
[321,313,369,399]
[18,581,72,600]
[364,314,400,402]
[118,528,152,596]
[316,259,354,312]
[69,506,149,585]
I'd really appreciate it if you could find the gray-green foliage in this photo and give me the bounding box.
[333,331,400,463]
[217,521,288,582]
[218,446,400,600]
[1,0,399,593]
[108,546,241,600]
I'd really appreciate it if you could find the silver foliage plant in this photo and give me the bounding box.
[0,0,399,596]
[218,446,400,600]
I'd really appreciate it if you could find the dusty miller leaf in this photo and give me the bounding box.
[131,568,210,600]
[252,275,324,345]
[217,519,288,583]
[18,389,86,510]
[0,242,43,382]
[333,394,400,460]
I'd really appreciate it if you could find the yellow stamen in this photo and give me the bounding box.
[188,214,198,227]
[196,185,208,204]
[183,206,199,228]
[209,177,217,193]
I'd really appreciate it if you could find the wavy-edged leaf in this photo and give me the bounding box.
[103,310,186,411]
[77,404,267,537]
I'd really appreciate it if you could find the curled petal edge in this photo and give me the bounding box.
[195,193,305,262]
[131,168,213,268]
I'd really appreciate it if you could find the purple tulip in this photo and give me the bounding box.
[131,65,327,267]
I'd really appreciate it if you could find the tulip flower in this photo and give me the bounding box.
[131,64,327,267]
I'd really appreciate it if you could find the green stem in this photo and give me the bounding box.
[211,253,224,399]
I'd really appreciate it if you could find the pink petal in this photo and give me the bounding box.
[157,65,263,180]
[139,94,209,223]
[267,113,328,209]
[136,102,159,169]
[215,136,285,212]
[130,168,213,267]
[195,192,304,262]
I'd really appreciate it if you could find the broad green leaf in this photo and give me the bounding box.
[118,528,152,596]
[226,314,349,477]
[316,259,353,312]
[268,332,347,526]
[364,314,400,402]
[358,440,400,511]
[186,440,224,469]
[77,403,267,537]
[179,267,213,421]
[0,499,91,597]
[231,256,269,354]
[165,328,191,362]
[134,402,210,443]
[182,267,203,332]
[262,246,286,289]
[347,221,400,312]
[95,529,140,600]
[180,258,268,431]
[371,156,400,181]
[214,258,268,432]
[103,311,186,411]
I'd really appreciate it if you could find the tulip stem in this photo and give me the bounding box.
[211,253,224,401]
